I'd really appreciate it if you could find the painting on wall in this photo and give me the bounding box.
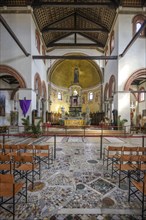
[0,93,5,116]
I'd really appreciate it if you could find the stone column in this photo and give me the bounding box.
[114,91,130,132]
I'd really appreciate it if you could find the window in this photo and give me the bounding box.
[133,15,146,37]
[139,87,145,102]
[110,31,114,54]
[88,92,93,101]
[35,30,40,53]
[58,92,62,100]
[136,22,142,32]
[42,45,46,64]
[105,46,108,65]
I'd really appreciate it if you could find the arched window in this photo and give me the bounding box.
[110,31,114,54]
[58,92,62,100]
[132,14,146,37]
[35,30,40,53]
[42,45,46,64]
[105,46,108,65]
[139,87,145,102]
[88,92,93,101]
[136,22,141,32]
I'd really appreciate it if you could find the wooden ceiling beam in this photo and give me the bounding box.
[46,43,102,48]
[110,0,119,7]
[142,0,146,6]
[78,32,105,47]
[41,12,108,33]
[46,33,72,46]
[0,15,30,57]
[120,20,146,57]
[32,55,118,60]
[42,28,108,33]
[32,2,116,8]
[41,13,75,32]
[77,12,109,32]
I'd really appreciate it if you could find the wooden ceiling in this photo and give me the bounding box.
[0,0,146,51]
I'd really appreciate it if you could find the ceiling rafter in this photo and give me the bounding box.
[44,27,105,48]
[79,32,104,47]
[0,75,19,84]
[1,0,141,51]
[142,0,146,6]
[41,12,108,34]
[41,12,75,32]
[32,1,116,8]
[32,55,118,60]
[46,33,73,47]
[46,43,101,48]
[77,12,109,32]
[42,28,108,33]
[110,0,120,7]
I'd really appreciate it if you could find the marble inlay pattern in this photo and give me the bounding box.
[0,135,144,219]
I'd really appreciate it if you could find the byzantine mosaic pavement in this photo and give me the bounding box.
[0,134,145,220]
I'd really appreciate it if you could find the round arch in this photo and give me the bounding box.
[34,73,42,97]
[109,75,116,98]
[42,81,47,100]
[47,53,103,89]
[104,83,109,101]
[0,64,26,88]
[124,68,146,91]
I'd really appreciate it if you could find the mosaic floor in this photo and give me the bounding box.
[0,135,145,220]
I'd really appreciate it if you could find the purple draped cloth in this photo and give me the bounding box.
[19,99,31,117]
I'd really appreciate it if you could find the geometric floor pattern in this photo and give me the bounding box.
[0,135,145,220]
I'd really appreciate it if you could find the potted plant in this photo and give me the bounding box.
[21,116,42,137]
[21,116,31,133]
[31,119,42,137]
[118,115,128,130]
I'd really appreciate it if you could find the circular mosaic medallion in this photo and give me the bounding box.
[102,197,115,207]
[28,182,45,192]
[87,160,98,164]
[76,183,85,190]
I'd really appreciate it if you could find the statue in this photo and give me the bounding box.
[74,66,79,83]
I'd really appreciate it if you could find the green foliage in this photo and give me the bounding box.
[118,116,128,130]
[21,117,42,137]
[31,119,42,135]
[21,116,31,133]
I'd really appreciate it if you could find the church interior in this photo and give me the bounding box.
[0,0,146,219]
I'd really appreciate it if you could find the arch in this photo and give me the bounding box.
[48,53,103,88]
[42,80,47,100]
[132,14,146,37]
[34,73,42,96]
[109,75,116,98]
[104,83,109,101]
[35,29,41,53]
[0,64,26,88]
[124,68,146,91]
[110,30,115,54]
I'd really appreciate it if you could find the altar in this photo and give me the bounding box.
[60,67,88,126]
[64,119,84,126]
